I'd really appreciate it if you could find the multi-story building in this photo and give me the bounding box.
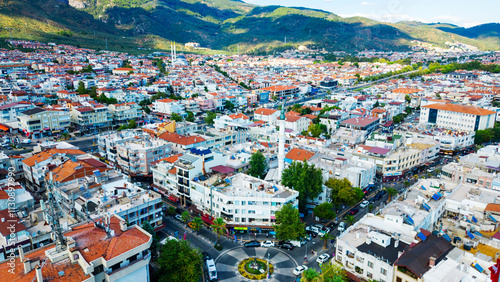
[153,98,186,116]
[115,136,171,177]
[21,148,87,192]
[260,85,299,100]
[108,102,142,125]
[190,173,299,230]
[0,101,33,125]
[0,214,153,282]
[70,105,111,132]
[420,104,496,132]
[98,129,150,163]
[214,113,252,129]
[354,146,421,181]
[17,108,71,139]
[340,116,380,137]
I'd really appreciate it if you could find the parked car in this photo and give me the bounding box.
[316,254,331,264]
[174,214,182,221]
[360,200,369,208]
[202,251,211,261]
[293,265,308,276]
[260,241,275,248]
[349,208,360,215]
[244,241,260,248]
[307,230,317,238]
[278,241,294,250]
[338,222,346,232]
[188,222,195,229]
[21,139,31,144]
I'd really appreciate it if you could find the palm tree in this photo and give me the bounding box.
[345,215,355,227]
[404,180,410,188]
[302,268,320,282]
[193,217,203,233]
[212,217,226,246]
[386,187,398,202]
[320,231,335,249]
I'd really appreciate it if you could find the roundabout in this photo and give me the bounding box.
[215,246,298,281]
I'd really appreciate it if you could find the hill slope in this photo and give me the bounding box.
[0,0,498,52]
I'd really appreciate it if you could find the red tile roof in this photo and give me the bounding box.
[422,104,496,116]
[285,148,315,161]
[255,108,278,116]
[158,132,206,145]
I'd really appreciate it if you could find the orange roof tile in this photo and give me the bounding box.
[485,203,500,213]
[255,108,278,116]
[285,148,315,161]
[422,104,496,116]
[158,132,205,145]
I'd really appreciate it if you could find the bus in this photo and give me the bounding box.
[206,259,218,281]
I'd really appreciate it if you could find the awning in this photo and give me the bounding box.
[210,165,235,174]
[0,124,9,131]
[188,204,202,215]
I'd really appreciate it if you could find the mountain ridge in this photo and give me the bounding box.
[0,0,498,53]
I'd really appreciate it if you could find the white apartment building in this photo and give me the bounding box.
[0,102,33,125]
[190,173,299,228]
[420,104,496,132]
[0,214,153,282]
[108,102,143,125]
[98,129,151,164]
[214,113,253,129]
[153,98,186,116]
[17,108,71,139]
[70,105,111,131]
[115,137,171,177]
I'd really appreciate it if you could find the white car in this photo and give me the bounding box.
[174,214,182,221]
[260,241,275,248]
[360,200,370,208]
[293,265,308,276]
[316,254,331,264]
[338,222,345,232]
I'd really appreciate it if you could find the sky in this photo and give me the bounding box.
[243,0,500,28]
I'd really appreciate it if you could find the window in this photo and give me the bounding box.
[396,277,402,282]
[367,261,373,268]
[367,272,373,279]
[381,268,387,275]
[241,201,246,206]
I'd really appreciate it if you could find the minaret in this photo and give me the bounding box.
[277,103,286,178]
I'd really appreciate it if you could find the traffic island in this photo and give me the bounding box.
[237,257,274,280]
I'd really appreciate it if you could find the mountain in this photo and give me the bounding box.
[0,0,498,53]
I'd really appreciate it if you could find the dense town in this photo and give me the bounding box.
[0,40,499,282]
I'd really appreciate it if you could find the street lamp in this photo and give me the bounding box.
[267,253,270,278]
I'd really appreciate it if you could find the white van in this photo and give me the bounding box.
[289,240,306,247]
[206,259,218,281]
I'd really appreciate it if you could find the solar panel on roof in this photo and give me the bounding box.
[93,170,101,177]
[467,231,475,239]
[472,216,478,223]
[405,215,414,225]
[421,185,426,190]
[489,214,497,222]
[474,263,484,273]
[422,203,431,211]
[474,231,484,237]
[417,232,427,241]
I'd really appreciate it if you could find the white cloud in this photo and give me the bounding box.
[361,2,375,5]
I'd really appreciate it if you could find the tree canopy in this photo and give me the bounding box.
[205,112,217,125]
[326,178,364,206]
[248,151,268,179]
[141,221,159,257]
[171,113,183,122]
[158,239,202,282]
[273,203,306,241]
[185,111,195,122]
[313,202,336,221]
[281,161,323,211]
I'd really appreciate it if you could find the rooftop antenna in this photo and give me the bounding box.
[45,172,67,252]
